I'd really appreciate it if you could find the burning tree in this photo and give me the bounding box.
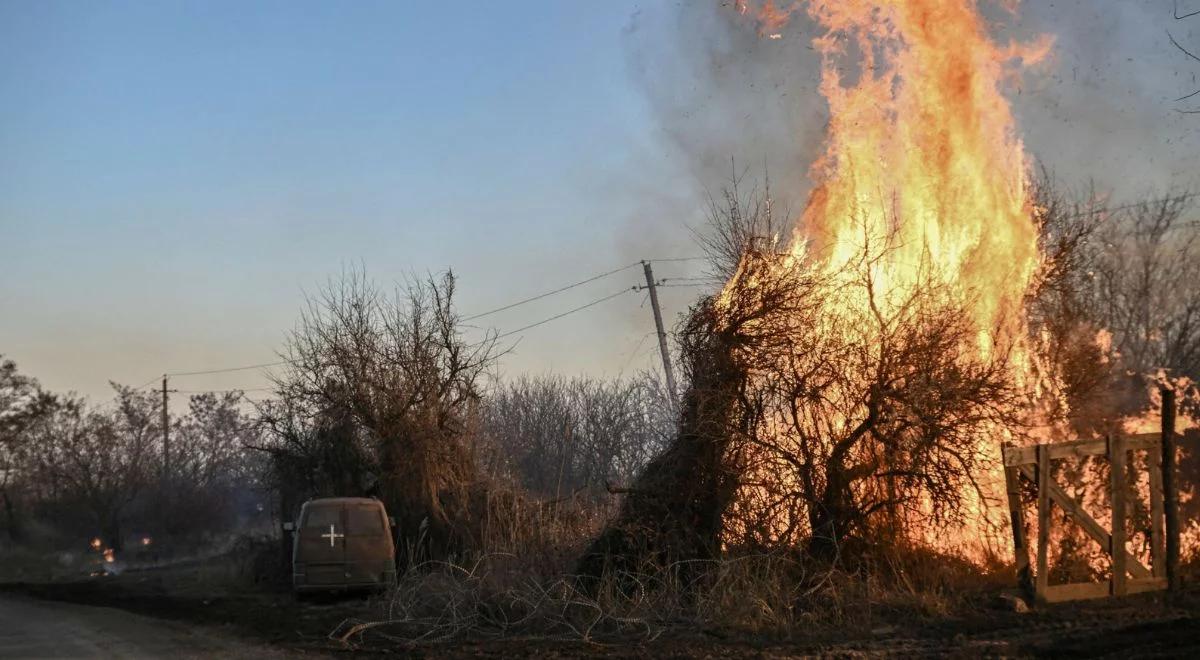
[726,251,1020,558]
[584,0,1060,577]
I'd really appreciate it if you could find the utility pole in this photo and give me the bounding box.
[161,375,170,482]
[642,260,679,406]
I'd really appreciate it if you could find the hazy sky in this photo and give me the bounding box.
[2,1,1198,403]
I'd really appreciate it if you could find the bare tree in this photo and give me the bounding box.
[693,164,787,282]
[1083,192,1200,379]
[582,179,1022,580]
[1170,1,1200,114]
[478,374,672,501]
[167,391,260,536]
[263,269,496,558]
[28,386,158,551]
[0,356,57,542]
[729,256,1018,557]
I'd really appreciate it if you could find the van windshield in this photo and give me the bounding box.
[347,505,383,534]
[304,505,341,529]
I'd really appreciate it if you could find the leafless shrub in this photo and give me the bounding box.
[258,268,497,559]
[331,553,820,648]
[693,164,787,281]
[475,374,673,501]
[728,246,1019,558]
[331,543,1002,651]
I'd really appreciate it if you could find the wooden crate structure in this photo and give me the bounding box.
[1002,433,1178,603]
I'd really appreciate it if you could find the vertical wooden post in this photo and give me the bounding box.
[1036,444,1050,601]
[1004,460,1033,599]
[1162,386,1179,592]
[1148,440,1165,579]
[642,261,678,408]
[1109,435,1127,596]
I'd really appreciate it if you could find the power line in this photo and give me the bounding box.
[173,388,274,394]
[618,331,657,374]
[486,287,635,343]
[652,255,705,264]
[153,259,682,378]
[166,360,290,378]
[132,376,162,390]
[462,261,640,321]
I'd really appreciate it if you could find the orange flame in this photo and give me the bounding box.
[724,0,1054,557]
[797,0,1047,360]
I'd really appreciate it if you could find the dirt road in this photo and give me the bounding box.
[0,594,290,659]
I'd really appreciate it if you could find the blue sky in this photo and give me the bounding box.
[2,1,1198,402]
[1,1,711,400]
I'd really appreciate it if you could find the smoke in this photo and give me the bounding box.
[1002,1,1200,198]
[620,3,825,220]
[620,0,1198,227]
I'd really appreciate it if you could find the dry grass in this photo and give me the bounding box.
[328,542,1007,650]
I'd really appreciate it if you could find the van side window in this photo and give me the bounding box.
[347,505,384,533]
[304,506,341,529]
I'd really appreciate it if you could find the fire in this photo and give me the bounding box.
[721,1,1056,557]
[103,548,115,563]
[89,537,102,550]
[774,0,1049,366]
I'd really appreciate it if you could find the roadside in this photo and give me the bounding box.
[5,568,1200,658]
[0,593,293,659]
[0,566,371,655]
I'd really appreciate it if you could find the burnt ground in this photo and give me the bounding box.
[2,563,1199,658]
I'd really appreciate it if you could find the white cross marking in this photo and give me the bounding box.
[320,524,344,548]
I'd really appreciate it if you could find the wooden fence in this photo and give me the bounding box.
[1002,388,1182,603]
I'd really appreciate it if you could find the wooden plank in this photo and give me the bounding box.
[1017,464,1153,579]
[1044,581,1110,603]
[1162,387,1180,592]
[1003,445,1036,467]
[1036,445,1050,601]
[1048,438,1107,461]
[1004,464,1033,598]
[1148,442,1165,578]
[1110,435,1128,596]
[1127,434,1166,451]
[1128,577,1168,595]
[1003,434,1176,467]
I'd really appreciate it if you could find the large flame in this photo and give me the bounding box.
[722,0,1054,556]
[782,0,1049,363]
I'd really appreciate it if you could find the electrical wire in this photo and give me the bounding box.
[166,360,291,377]
[462,261,640,321]
[484,287,635,343]
[172,388,274,394]
[643,258,705,265]
[132,376,162,390]
[149,258,693,379]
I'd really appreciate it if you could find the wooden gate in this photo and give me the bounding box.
[1002,390,1182,603]
[1004,435,1164,602]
